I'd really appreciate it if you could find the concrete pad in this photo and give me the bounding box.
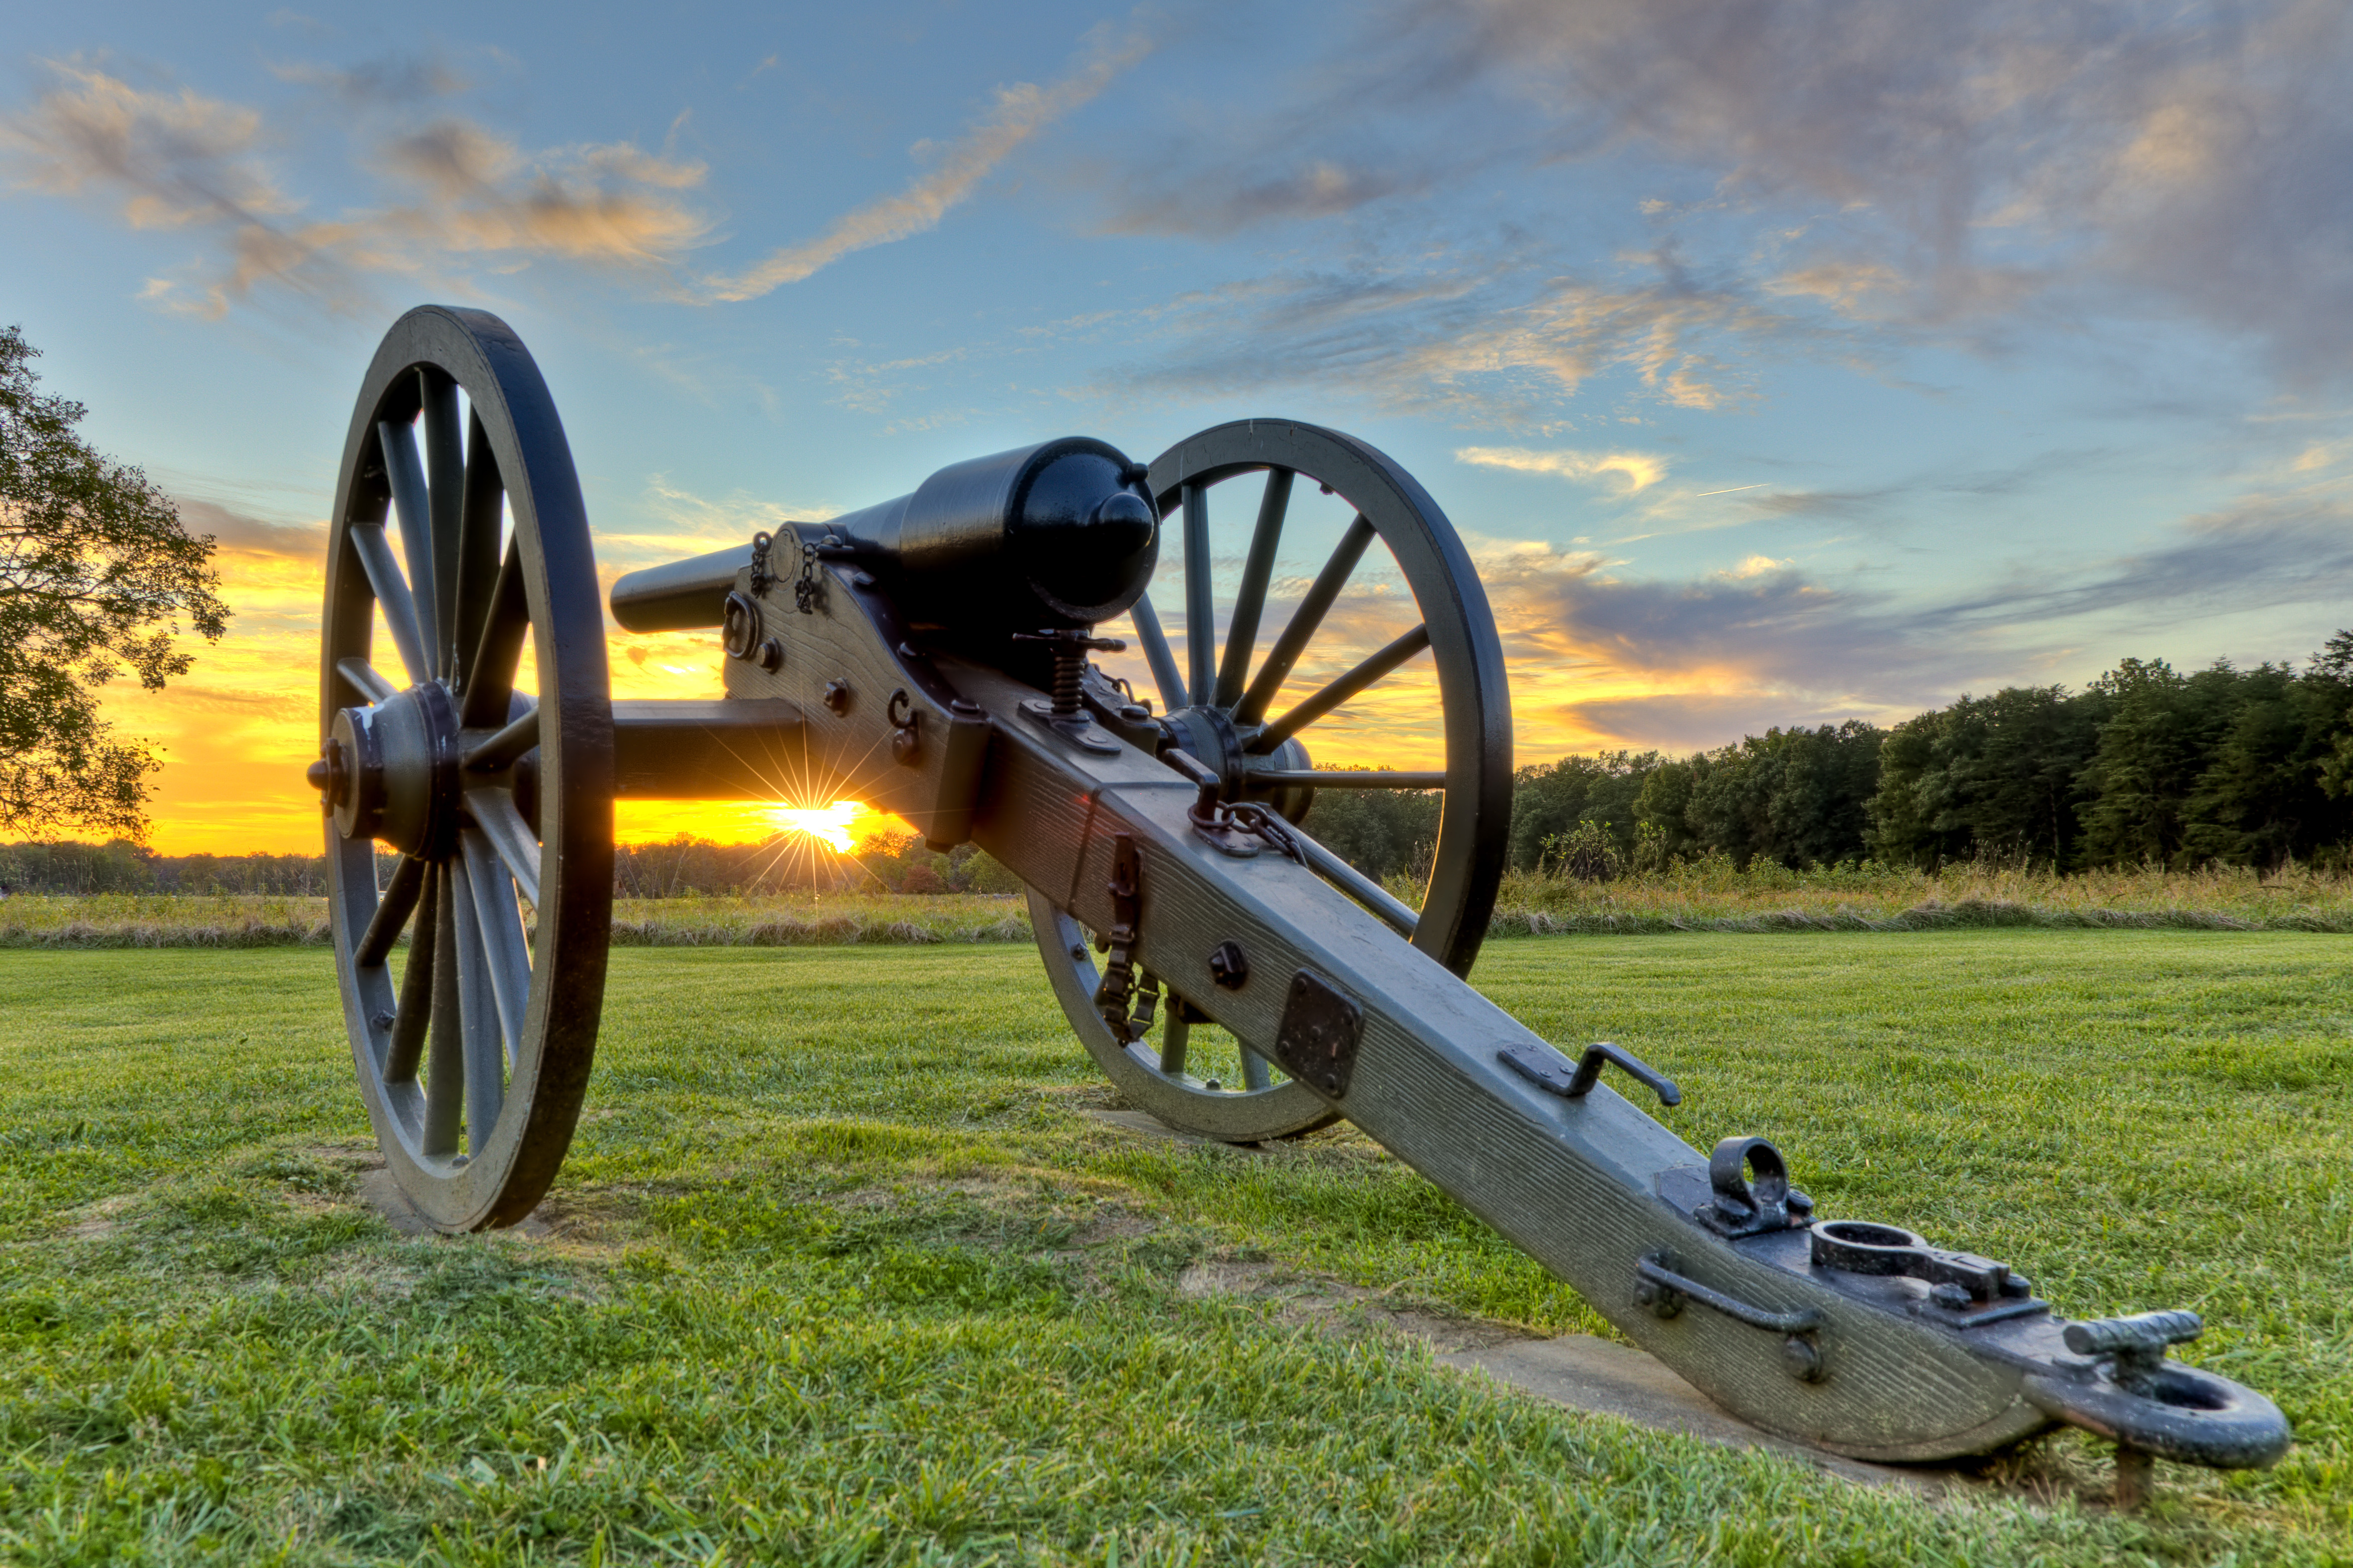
[1439,1335,1941,1493]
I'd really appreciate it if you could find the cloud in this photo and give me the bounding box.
[267,53,468,105]
[1478,479,2353,753]
[3,61,713,318]
[3,63,295,232]
[1099,157,1419,239]
[700,23,1154,301]
[173,496,325,559]
[374,119,710,268]
[1457,444,1670,493]
[1093,248,1822,418]
[1094,0,2353,386]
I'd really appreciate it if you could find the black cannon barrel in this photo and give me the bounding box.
[608,542,754,632]
[609,437,1158,634]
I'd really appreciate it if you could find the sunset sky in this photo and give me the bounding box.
[6,0,2352,853]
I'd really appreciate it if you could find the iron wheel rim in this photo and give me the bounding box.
[318,305,613,1231]
[1031,418,1511,1142]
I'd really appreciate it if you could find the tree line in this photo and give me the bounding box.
[1504,638,2353,878]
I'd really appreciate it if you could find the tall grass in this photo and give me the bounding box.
[8,856,2353,949]
[1479,853,2353,934]
[0,892,1033,950]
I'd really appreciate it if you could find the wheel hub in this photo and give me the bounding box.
[1158,704,1314,824]
[318,682,461,855]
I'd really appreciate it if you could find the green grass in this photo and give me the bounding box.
[0,933,2347,1564]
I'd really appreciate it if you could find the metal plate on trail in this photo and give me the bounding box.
[1276,970,1363,1098]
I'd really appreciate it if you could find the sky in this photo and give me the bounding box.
[5,0,2352,853]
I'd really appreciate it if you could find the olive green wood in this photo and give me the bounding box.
[1027,888,1339,1141]
[720,551,2053,1461]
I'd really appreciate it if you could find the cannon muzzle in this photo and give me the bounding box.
[611,436,1158,634]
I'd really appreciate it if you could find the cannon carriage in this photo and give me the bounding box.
[308,305,2289,1495]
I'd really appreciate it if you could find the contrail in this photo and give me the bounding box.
[700,25,1152,301]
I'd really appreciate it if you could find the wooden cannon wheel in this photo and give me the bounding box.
[314,307,613,1232]
[1030,420,1514,1143]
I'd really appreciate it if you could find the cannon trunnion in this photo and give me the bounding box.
[309,306,2289,1491]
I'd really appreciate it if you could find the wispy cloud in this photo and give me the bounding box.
[1457,444,1670,493]
[1088,249,1822,419]
[699,23,1153,301]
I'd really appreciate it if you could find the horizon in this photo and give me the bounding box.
[7,2,2352,854]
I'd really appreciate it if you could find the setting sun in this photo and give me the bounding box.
[768,800,870,854]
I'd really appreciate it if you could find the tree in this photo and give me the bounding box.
[1506,750,1659,869]
[1674,723,1883,870]
[0,325,229,838]
[1866,686,2110,869]
[2075,658,2250,868]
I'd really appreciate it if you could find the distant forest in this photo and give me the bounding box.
[8,642,2352,894]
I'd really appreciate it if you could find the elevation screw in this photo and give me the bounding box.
[1012,628,1126,717]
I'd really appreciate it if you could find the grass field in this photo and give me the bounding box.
[0,932,2347,1565]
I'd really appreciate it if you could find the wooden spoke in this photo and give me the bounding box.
[336,656,400,706]
[1159,1007,1190,1075]
[347,521,431,688]
[451,412,505,693]
[462,706,540,773]
[1213,469,1290,710]
[1129,594,1188,715]
[379,419,439,676]
[467,788,543,909]
[460,537,528,728]
[356,854,426,968]
[1245,769,1447,789]
[460,830,533,1067]
[1251,622,1431,753]
[421,373,465,679]
[1238,1043,1273,1092]
[1237,513,1376,726]
[385,863,437,1085]
[425,858,467,1157]
[456,848,508,1155]
[1182,483,1214,704]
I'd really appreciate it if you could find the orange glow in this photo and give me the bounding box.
[77,518,1825,856]
[768,799,866,853]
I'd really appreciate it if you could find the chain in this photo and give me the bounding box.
[794,537,823,615]
[1193,796,1306,866]
[1093,832,1143,1040]
[748,531,775,595]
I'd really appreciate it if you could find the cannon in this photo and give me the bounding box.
[309,306,2289,1492]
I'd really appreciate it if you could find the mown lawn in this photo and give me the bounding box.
[0,932,2346,1566]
